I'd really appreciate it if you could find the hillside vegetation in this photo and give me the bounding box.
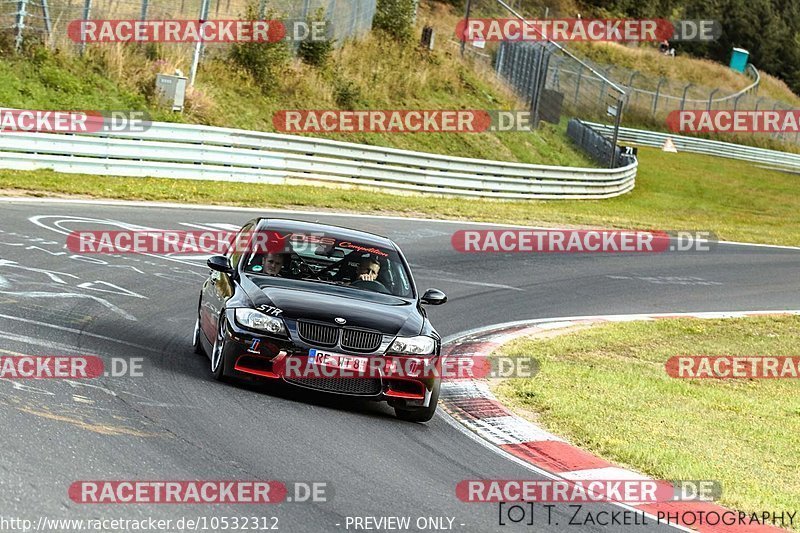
[0,1,592,167]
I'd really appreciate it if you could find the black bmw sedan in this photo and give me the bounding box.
[192,218,447,422]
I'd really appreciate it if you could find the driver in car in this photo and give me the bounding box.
[355,256,380,282]
[257,252,285,277]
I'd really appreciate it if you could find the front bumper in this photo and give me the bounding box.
[219,311,439,408]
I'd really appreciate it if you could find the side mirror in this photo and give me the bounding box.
[421,288,447,305]
[207,255,233,274]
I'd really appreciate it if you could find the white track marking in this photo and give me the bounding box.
[3,197,798,251]
[0,291,136,321]
[437,410,695,533]
[0,313,162,353]
[423,276,525,292]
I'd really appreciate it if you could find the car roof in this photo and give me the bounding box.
[256,218,397,250]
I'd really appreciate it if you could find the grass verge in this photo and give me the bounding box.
[492,316,800,523]
[1,146,798,246]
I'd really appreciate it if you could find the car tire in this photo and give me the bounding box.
[192,317,204,355]
[394,379,440,423]
[210,315,229,382]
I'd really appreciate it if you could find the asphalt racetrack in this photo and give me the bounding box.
[1,199,798,532]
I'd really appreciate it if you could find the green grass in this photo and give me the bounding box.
[492,316,800,523]
[2,146,799,246]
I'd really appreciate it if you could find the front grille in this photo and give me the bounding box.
[297,321,338,347]
[285,377,382,396]
[341,328,382,352]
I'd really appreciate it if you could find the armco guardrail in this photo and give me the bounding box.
[0,121,637,200]
[586,122,800,171]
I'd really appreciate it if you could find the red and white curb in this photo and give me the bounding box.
[439,310,800,533]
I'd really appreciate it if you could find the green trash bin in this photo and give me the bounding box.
[730,47,749,73]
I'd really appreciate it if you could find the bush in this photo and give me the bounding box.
[229,4,291,93]
[333,76,363,109]
[298,9,334,67]
[372,0,416,43]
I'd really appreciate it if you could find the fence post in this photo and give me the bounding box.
[626,71,638,110]
[707,88,719,111]
[652,77,666,116]
[733,92,743,112]
[680,83,693,111]
[573,65,583,106]
[140,0,149,20]
[189,0,211,87]
[530,44,549,127]
[609,94,624,168]
[754,96,765,112]
[350,0,358,35]
[41,0,52,41]
[460,0,472,56]
[495,41,505,74]
[14,0,28,53]
[79,0,92,56]
[258,0,266,18]
[771,103,780,139]
[598,68,610,108]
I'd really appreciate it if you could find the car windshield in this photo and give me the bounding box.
[240,226,414,298]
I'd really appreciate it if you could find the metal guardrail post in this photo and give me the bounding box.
[14,0,28,53]
[79,0,92,56]
[574,65,583,107]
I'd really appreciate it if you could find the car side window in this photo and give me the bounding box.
[227,222,254,271]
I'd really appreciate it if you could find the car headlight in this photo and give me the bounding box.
[389,335,436,355]
[234,308,286,336]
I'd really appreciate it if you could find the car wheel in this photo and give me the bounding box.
[210,315,229,382]
[192,317,204,355]
[394,379,440,423]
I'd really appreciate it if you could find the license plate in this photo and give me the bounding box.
[309,349,368,373]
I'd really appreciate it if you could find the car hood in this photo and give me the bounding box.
[243,277,423,336]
